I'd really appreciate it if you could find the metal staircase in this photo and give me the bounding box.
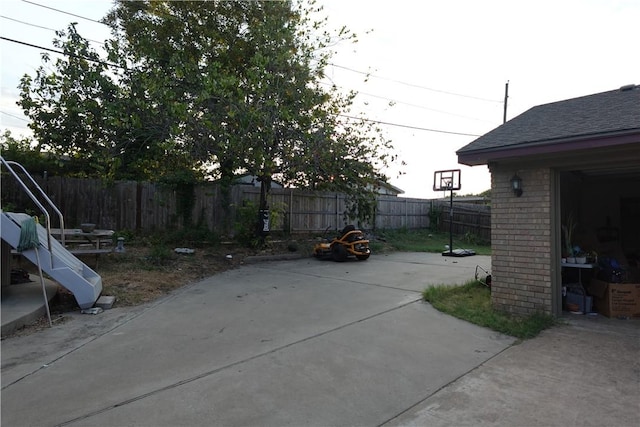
[1,157,102,309]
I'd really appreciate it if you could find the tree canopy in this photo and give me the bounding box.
[15,0,397,224]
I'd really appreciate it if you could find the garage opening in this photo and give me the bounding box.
[559,168,640,318]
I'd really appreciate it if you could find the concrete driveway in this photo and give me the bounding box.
[2,252,514,426]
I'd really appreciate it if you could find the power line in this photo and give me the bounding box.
[0,106,475,137]
[320,81,495,124]
[21,0,107,25]
[16,0,496,107]
[0,15,106,45]
[2,36,478,137]
[2,7,480,138]
[13,1,496,107]
[0,110,30,122]
[1,14,58,32]
[328,63,502,103]
[339,114,480,137]
[0,36,124,69]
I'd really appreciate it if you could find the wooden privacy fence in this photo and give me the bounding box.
[433,201,491,242]
[1,175,490,239]
[239,187,434,232]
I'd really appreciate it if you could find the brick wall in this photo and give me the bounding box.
[490,166,553,315]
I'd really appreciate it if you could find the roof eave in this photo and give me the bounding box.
[457,130,640,166]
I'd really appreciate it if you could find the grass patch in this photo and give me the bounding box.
[375,229,491,255]
[423,280,556,340]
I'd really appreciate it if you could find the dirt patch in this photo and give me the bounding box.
[99,248,232,305]
[82,237,318,308]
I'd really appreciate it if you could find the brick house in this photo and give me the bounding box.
[457,85,640,316]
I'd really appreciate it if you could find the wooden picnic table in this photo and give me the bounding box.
[49,228,115,250]
[11,228,116,268]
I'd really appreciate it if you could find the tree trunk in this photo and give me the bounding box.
[219,159,235,234]
[257,175,271,242]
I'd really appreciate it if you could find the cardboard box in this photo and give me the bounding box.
[587,278,640,318]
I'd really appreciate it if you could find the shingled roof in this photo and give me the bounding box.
[457,84,640,165]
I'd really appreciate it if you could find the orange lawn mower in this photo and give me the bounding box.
[313,225,371,262]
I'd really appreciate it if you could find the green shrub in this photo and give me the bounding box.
[161,225,219,247]
[428,205,441,232]
[462,231,488,246]
[146,244,173,266]
[113,229,137,244]
[234,200,262,247]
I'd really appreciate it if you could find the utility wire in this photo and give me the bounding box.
[320,81,495,124]
[19,0,497,106]
[1,110,30,122]
[329,63,502,103]
[17,0,497,106]
[2,37,478,137]
[0,15,106,45]
[339,114,481,137]
[21,0,107,25]
[3,7,481,138]
[0,36,124,69]
[1,15,59,32]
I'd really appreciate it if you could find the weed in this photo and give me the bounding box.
[368,241,386,253]
[428,205,441,232]
[163,225,220,247]
[113,229,136,244]
[146,244,173,266]
[2,201,17,212]
[234,200,261,247]
[461,231,488,246]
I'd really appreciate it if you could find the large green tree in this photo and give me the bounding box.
[18,24,121,178]
[104,0,255,222]
[106,0,395,224]
[18,23,198,181]
[18,0,397,231]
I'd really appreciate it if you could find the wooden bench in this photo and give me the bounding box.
[50,228,115,251]
[69,248,113,268]
[12,248,113,268]
[69,248,113,256]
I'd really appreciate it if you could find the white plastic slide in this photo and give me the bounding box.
[1,211,102,309]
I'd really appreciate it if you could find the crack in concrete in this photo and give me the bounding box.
[55,298,423,427]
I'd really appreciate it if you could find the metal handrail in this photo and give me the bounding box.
[1,156,66,264]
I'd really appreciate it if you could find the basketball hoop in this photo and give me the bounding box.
[432,169,474,257]
[433,169,461,192]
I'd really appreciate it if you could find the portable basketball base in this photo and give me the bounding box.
[433,169,476,257]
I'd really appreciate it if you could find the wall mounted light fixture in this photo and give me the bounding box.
[510,174,523,197]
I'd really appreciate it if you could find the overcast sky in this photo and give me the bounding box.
[2,0,639,198]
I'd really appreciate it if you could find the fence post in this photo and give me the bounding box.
[136,182,142,231]
[335,193,339,231]
[374,196,379,231]
[289,189,293,234]
[405,198,408,228]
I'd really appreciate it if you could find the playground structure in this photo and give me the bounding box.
[1,157,103,310]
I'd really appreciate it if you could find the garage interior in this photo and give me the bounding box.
[559,166,640,317]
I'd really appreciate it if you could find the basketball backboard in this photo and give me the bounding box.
[433,169,461,192]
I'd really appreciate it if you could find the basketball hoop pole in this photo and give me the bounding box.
[433,169,461,257]
[432,169,476,258]
[449,187,453,256]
